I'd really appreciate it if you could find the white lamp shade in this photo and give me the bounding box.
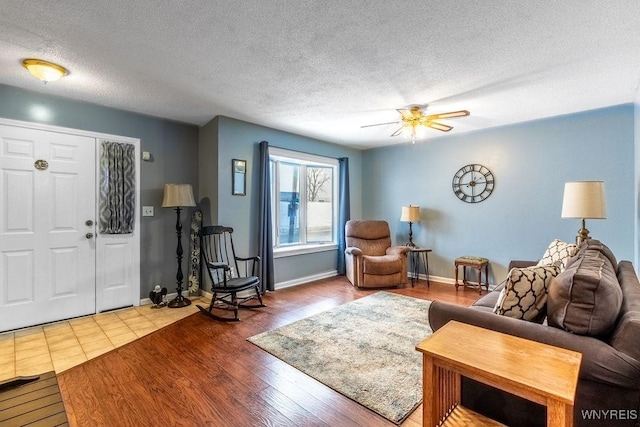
[400,205,421,222]
[561,181,606,219]
[162,183,196,208]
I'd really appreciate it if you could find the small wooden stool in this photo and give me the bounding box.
[455,256,489,294]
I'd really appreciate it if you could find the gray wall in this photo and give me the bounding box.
[362,104,636,284]
[4,82,636,295]
[200,115,363,284]
[0,84,199,299]
[199,116,219,227]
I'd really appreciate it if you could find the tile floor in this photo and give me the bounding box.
[0,298,204,382]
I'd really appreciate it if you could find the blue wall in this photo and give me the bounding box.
[201,116,363,285]
[362,104,636,285]
[3,81,636,291]
[0,84,200,298]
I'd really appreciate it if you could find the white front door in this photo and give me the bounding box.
[96,233,138,312]
[95,138,140,313]
[0,124,96,332]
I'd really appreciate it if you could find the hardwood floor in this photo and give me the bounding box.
[57,277,480,427]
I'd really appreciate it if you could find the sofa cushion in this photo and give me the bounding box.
[493,265,560,322]
[362,272,403,287]
[473,289,501,310]
[576,238,618,267]
[345,220,392,256]
[547,239,623,337]
[536,239,578,271]
[362,254,403,275]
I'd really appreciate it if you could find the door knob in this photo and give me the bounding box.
[85,220,94,226]
[86,233,94,239]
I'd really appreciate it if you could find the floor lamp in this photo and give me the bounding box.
[162,183,196,308]
[561,181,606,246]
[401,205,421,247]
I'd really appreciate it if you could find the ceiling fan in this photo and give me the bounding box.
[361,106,470,142]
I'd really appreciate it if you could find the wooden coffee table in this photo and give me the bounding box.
[416,321,581,427]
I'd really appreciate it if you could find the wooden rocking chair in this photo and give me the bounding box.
[197,225,265,321]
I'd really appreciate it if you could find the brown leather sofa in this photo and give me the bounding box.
[344,220,410,288]
[429,240,640,426]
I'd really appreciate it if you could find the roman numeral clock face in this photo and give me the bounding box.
[452,164,495,203]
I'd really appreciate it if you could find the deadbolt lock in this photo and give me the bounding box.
[85,220,94,226]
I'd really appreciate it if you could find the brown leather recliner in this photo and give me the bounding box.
[344,220,410,288]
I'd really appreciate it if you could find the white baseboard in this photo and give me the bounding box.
[199,286,258,300]
[147,270,490,305]
[274,270,338,290]
[195,270,338,301]
[411,273,498,291]
[140,290,185,306]
[199,289,213,300]
[408,273,456,286]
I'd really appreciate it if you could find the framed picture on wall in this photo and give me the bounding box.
[232,159,247,196]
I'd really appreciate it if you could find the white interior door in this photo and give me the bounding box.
[96,138,140,312]
[0,124,96,332]
[0,120,141,331]
[96,233,138,312]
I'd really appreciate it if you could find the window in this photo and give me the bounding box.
[269,147,338,256]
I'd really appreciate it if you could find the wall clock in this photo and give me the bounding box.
[452,164,495,203]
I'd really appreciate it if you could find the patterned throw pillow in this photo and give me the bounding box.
[536,239,578,271]
[494,265,561,322]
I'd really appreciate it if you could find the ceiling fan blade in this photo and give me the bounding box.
[425,110,470,120]
[390,126,404,137]
[360,121,400,128]
[426,121,453,132]
[396,108,414,119]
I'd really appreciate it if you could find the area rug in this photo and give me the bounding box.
[247,291,432,424]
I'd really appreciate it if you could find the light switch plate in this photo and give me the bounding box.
[142,206,154,217]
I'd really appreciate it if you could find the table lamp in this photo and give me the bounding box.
[400,205,420,247]
[561,181,606,246]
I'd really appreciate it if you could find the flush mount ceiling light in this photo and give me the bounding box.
[22,58,68,83]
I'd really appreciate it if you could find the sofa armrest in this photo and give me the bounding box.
[508,260,537,270]
[345,246,362,257]
[387,246,410,256]
[428,301,640,389]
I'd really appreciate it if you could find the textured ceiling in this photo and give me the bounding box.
[1,1,640,149]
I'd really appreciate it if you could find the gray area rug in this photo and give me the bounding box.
[247,291,432,424]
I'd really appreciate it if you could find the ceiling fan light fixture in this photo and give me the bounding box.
[401,123,420,144]
[362,105,470,142]
[427,122,453,132]
[427,110,470,120]
[22,58,68,83]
